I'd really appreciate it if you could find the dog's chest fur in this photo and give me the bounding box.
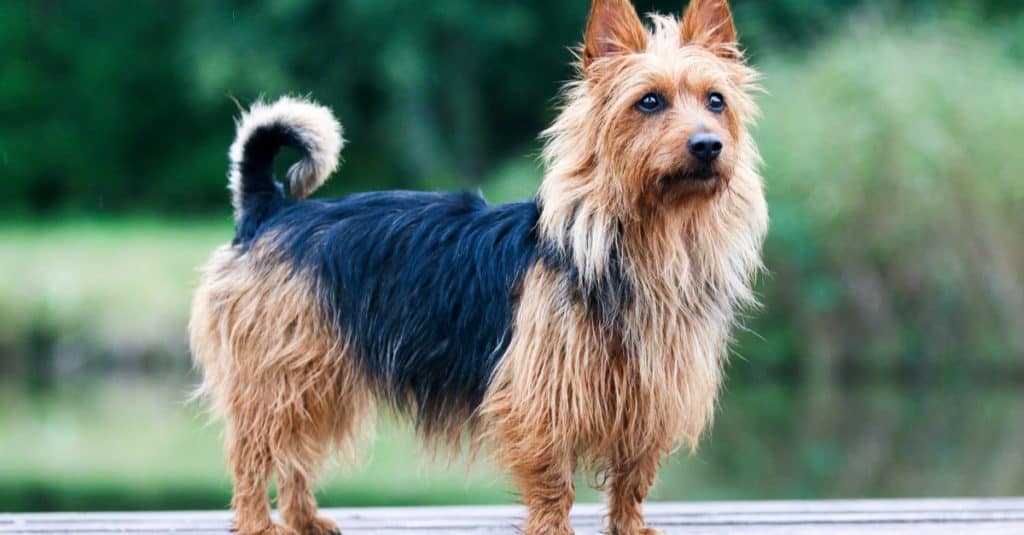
[485,192,764,457]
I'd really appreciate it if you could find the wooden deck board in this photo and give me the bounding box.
[3,499,1024,534]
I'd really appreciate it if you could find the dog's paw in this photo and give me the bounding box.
[291,515,341,535]
[235,523,298,535]
[638,528,664,535]
[523,519,574,535]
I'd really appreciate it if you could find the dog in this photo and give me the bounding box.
[190,0,767,533]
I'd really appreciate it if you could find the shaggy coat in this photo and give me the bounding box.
[190,1,767,534]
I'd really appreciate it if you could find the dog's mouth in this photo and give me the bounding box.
[654,165,726,203]
[663,166,719,184]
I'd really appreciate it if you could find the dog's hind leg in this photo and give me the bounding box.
[272,361,366,535]
[226,375,347,535]
[271,336,372,535]
[193,249,362,535]
[273,413,340,535]
[226,405,283,535]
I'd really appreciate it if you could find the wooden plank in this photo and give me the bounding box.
[2,499,1023,534]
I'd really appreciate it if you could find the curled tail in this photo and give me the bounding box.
[228,96,344,222]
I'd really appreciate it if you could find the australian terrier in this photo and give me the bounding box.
[190,0,767,533]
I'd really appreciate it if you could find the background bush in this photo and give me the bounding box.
[749,18,1024,384]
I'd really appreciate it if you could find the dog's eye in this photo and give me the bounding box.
[708,92,726,113]
[635,92,667,114]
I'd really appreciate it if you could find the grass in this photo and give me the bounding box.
[0,381,519,511]
[0,218,232,370]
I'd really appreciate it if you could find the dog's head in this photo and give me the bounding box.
[543,0,760,213]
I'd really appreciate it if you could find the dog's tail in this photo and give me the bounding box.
[227,96,344,221]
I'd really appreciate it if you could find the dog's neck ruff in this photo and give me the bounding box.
[525,130,767,449]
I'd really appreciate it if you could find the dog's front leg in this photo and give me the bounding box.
[509,449,576,535]
[606,447,666,535]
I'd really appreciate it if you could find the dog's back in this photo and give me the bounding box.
[236,189,540,438]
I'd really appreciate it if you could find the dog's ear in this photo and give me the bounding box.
[583,0,648,69]
[680,0,738,58]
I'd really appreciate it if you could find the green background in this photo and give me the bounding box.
[1,0,1023,512]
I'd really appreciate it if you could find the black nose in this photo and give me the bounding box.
[688,133,723,163]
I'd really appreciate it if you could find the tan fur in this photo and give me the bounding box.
[583,0,648,68]
[680,0,738,55]
[192,1,766,534]
[480,2,767,533]
[191,239,372,534]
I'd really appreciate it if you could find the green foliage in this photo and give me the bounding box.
[1,1,1021,214]
[745,18,1024,382]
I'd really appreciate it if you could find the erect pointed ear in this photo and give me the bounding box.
[583,0,648,69]
[680,0,738,57]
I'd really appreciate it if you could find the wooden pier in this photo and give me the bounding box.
[3,498,1023,534]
